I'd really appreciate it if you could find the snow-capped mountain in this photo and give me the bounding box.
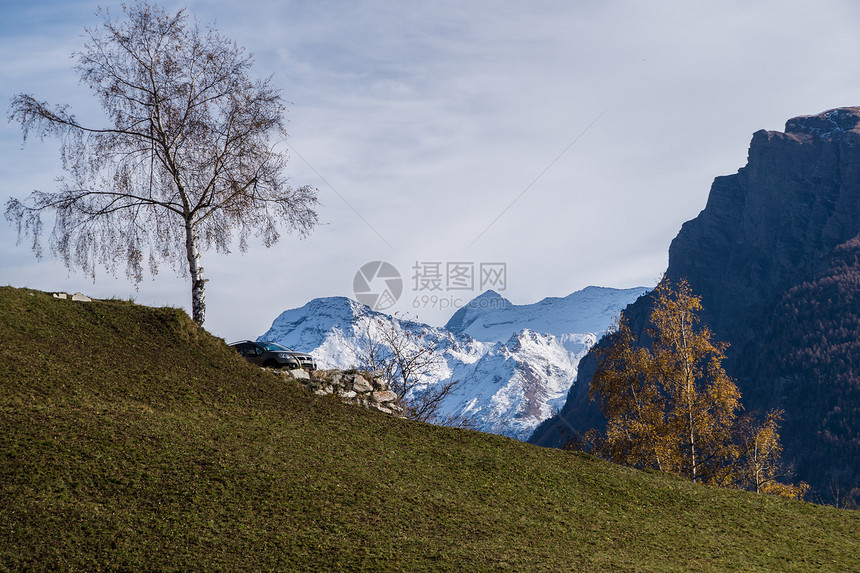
[258,287,648,440]
[446,286,651,344]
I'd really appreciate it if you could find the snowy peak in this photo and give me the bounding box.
[265,296,362,329]
[445,285,649,343]
[258,286,648,440]
[472,290,512,306]
[444,290,511,334]
[258,296,373,367]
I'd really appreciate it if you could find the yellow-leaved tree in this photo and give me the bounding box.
[590,279,739,483]
[734,409,809,499]
[589,278,807,497]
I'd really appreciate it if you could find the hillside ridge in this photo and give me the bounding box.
[1,285,859,570]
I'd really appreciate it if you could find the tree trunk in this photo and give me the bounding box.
[680,315,698,482]
[689,408,697,482]
[184,219,206,326]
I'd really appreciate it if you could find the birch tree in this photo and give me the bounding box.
[590,279,808,498]
[5,1,317,326]
[590,279,741,484]
[589,317,669,471]
[734,409,809,499]
[648,279,741,484]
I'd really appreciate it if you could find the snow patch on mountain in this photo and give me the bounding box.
[441,329,596,438]
[445,286,651,343]
[258,286,647,440]
[260,297,367,369]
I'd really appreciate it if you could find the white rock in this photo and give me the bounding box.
[290,368,310,380]
[352,375,373,393]
[372,390,397,403]
[369,403,393,414]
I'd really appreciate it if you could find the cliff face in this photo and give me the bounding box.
[669,108,860,343]
[531,108,860,498]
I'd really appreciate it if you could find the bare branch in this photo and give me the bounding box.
[348,311,474,427]
[5,1,317,326]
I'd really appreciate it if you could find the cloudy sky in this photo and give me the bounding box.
[2,0,860,342]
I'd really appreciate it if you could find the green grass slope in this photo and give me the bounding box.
[1,286,858,572]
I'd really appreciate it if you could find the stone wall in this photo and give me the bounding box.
[270,367,404,417]
[52,292,93,301]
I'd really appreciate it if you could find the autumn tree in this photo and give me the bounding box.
[590,279,807,498]
[586,318,669,471]
[590,279,741,484]
[5,2,317,326]
[734,409,809,499]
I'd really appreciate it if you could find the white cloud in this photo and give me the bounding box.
[2,0,860,341]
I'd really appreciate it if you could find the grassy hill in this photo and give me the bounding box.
[1,286,858,572]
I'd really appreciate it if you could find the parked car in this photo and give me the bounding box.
[229,340,317,371]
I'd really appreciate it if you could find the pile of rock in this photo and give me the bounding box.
[52,292,93,302]
[271,368,404,417]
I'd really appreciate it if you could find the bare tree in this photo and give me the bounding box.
[349,311,474,427]
[823,476,860,509]
[5,2,317,325]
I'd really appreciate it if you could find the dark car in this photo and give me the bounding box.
[229,340,317,371]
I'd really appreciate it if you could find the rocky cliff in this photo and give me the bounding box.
[531,108,860,500]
